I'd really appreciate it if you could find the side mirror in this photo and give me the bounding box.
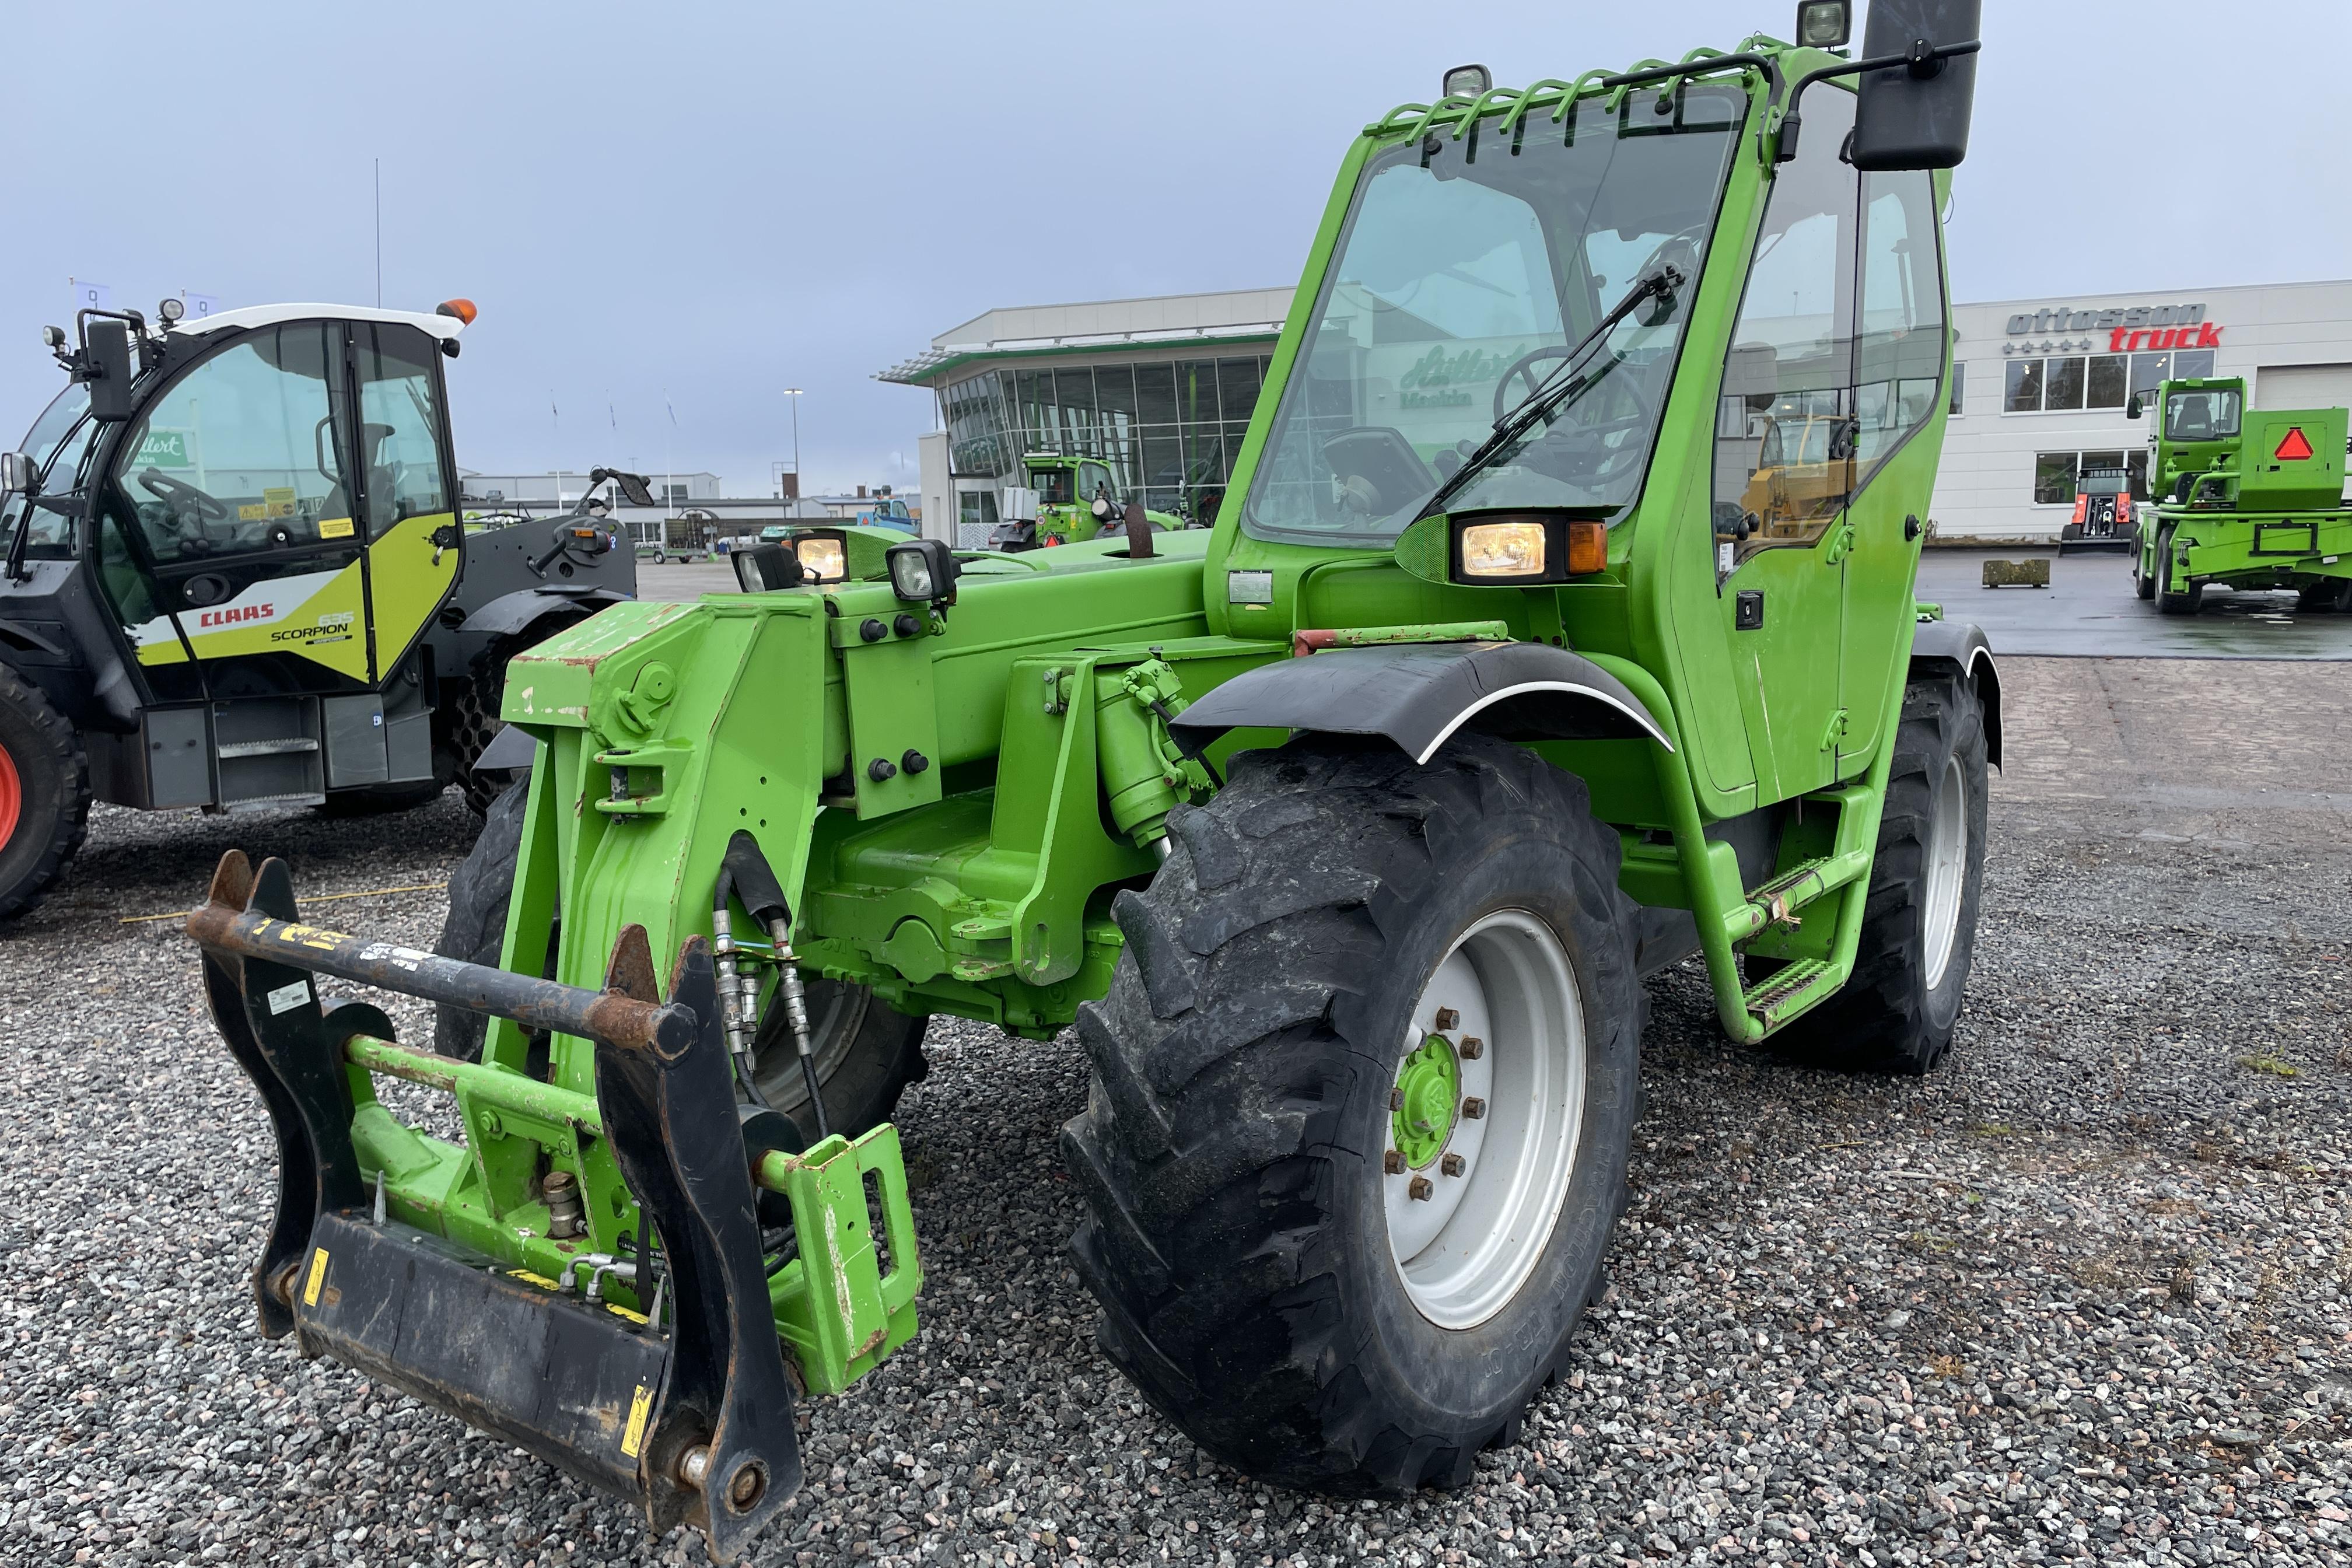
[2126,394,2143,421]
[610,470,657,508]
[0,451,29,499]
[1851,0,1980,171]
[84,318,140,422]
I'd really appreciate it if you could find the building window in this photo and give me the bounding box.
[2034,452,2077,505]
[2085,354,2127,409]
[2035,448,2152,504]
[1950,362,1964,415]
[2005,359,2043,412]
[2043,356,2087,411]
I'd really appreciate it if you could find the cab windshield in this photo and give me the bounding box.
[1029,465,1076,506]
[1242,80,1749,544]
[1,383,97,558]
[2164,388,2240,443]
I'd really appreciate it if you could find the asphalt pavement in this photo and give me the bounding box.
[1917,547,2352,661]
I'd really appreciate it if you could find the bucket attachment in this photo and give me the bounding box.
[186,850,901,1561]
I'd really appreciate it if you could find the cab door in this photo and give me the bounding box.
[1838,169,1949,771]
[1698,84,1860,803]
[96,320,371,698]
[351,321,463,680]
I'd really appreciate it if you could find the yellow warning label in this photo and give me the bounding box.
[506,1268,561,1290]
[605,1304,649,1325]
[262,486,296,509]
[318,516,355,540]
[238,502,269,522]
[620,1384,654,1458]
[303,1247,330,1306]
[278,922,350,951]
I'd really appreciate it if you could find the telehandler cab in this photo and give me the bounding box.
[190,4,1995,1557]
[985,450,1191,551]
[0,299,643,918]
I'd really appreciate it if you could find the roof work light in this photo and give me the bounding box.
[1795,1,1852,48]
[1441,63,1491,99]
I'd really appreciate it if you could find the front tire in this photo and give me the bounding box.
[2131,537,2156,600]
[1062,735,1643,1493]
[0,665,90,922]
[1767,670,1987,1075]
[2154,527,2203,615]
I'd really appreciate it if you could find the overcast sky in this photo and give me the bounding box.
[4,2,2344,496]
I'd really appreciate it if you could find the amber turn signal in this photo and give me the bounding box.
[1565,519,1608,576]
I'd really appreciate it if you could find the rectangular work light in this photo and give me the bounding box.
[792,530,848,583]
[1452,514,1607,585]
[1795,1,1850,48]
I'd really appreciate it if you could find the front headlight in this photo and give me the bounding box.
[793,535,846,582]
[1459,521,1547,579]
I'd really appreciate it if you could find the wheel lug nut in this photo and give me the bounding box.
[1462,1097,1486,1120]
[1458,1035,1483,1060]
[1388,1088,1404,1111]
[1433,1007,1459,1031]
[1441,1153,1464,1177]
[1384,1149,1404,1175]
[1408,1176,1433,1200]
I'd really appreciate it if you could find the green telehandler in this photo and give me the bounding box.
[2127,376,2352,614]
[985,450,1192,551]
[187,4,1995,1557]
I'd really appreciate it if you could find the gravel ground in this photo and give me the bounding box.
[2,655,2347,1567]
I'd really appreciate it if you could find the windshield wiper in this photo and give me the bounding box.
[1413,264,1683,524]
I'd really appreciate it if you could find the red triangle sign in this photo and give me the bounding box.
[2275,426,2316,461]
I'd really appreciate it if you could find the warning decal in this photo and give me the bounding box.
[2276,426,2316,461]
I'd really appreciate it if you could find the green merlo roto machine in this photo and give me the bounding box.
[187,4,1995,1557]
[2127,376,2352,614]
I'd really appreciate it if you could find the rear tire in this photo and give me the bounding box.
[1766,670,1987,1076]
[2130,537,2156,600]
[1063,735,1644,1493]
[2296,580,2350,613]
[433,779,928,1136]
[2154,527,2203,615]
[0,665,90,922]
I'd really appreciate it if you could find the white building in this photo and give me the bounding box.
[1934,278,2352,542]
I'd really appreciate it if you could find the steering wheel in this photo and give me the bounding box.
[1493,344,1583,424]
[139,469,230,523]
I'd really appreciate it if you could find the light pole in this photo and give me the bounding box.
[782,388,803,511]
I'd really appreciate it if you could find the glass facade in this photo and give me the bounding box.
[937,354,1274,522]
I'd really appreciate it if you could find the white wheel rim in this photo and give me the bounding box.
[1384,910,1586,1331]
[1922,754,1967,989]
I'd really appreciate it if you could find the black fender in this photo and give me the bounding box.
[1908,619,2001,770]
[1168,640,1672,765]
[457,586,632,639]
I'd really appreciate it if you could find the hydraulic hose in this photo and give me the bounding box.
[710,863,772,1110]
